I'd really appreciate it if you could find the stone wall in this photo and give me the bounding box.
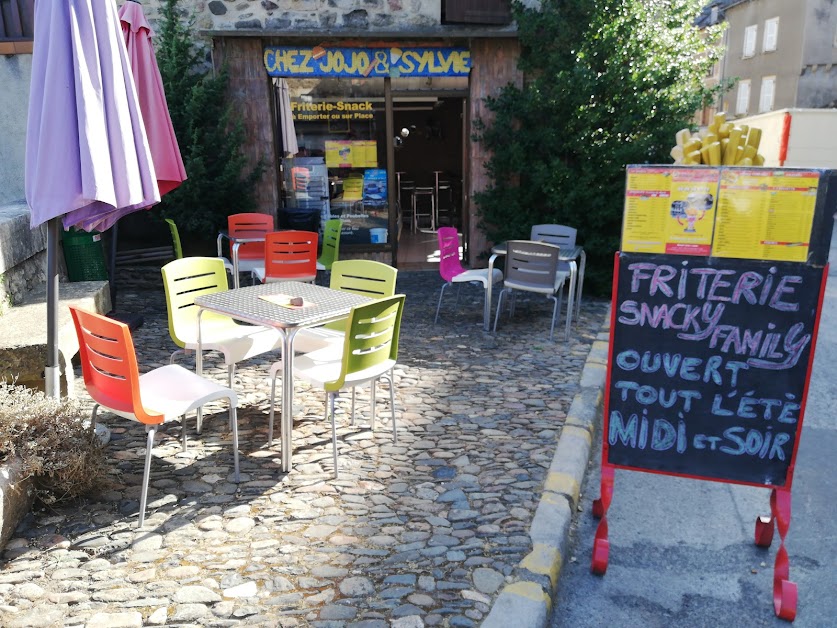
[142,0,443,31]
[0,202,60,315]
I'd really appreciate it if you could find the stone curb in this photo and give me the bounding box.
[482,313,611,628]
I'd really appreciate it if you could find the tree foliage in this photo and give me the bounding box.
[153,0,263,244]
[474,0,724,294]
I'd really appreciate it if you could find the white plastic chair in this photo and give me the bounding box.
[493,240,569,340]
[70,306,240,528]
[267,295,405,477]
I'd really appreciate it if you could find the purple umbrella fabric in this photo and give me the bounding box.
[25,0,160,233]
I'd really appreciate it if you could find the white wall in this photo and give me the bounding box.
[0,55,31,206]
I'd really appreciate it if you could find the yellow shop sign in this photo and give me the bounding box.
[291,100,376,122]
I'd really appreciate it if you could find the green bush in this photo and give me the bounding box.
[474,0,724,295]
[153,0,264,249]
[0,383,109,505]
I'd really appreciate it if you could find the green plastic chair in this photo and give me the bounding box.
[316,218,342,273]
[268,294,406,476]
[292,260,399,355]
[165,218,183,259]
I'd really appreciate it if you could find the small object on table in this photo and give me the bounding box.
[289,296,304,307]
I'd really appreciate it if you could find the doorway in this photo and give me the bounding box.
[393,97,466,269]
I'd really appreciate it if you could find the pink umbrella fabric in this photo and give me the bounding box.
[118,0,186,196]
[25,0,160,232]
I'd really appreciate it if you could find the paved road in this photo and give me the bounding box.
[551,224,837,628]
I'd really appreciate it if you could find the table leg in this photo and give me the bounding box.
[196,308,205,433]
[232,242,241,289]
[280,328,299,473]
[574,250,586,324]
[564,260,577,341]
[485,253,499,332]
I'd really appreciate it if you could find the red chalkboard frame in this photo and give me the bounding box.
[590,166,837,622]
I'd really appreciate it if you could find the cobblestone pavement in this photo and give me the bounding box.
[0,267,609,628]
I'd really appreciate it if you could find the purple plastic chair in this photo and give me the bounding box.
[434,227,503,328]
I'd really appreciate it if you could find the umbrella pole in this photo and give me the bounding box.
[45,217,61,399]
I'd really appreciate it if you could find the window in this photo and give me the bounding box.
[736,80,751,115]
[0,0,34,52]
[763,17,779,52]
[759,76,776,112]
[443,0,512,25]
[743,25,758,58]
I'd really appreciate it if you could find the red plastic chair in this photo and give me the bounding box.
[70,307,240,528]
[434,227,503,327]
[252,230,319,284]
[217,213,274,284]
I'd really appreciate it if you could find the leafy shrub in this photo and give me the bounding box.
[0,383,109,505]
[153,0,264,249]
[474,0,724,295]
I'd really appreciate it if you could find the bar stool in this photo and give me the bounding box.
[412,187,436,232]
[437,179,454,225]
[399,178,415,228]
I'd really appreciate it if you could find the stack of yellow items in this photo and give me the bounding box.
[670,112,765,166]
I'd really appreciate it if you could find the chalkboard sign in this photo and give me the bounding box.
[604,252,826,487]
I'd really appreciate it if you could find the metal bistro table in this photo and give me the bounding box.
[216,230,267,289]
[195,281,373,472]
[487,242,586,340]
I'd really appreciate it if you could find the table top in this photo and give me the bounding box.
[195,282,372,330]
[491,241,583,261]
[217,230,268,244]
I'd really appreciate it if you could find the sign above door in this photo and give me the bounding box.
[264,46,471,78]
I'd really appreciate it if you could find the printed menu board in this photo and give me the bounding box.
[622,166,819,262]
[713,169,819,262]
[623,167,718,256]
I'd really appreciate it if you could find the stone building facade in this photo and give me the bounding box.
[140,0,531,266]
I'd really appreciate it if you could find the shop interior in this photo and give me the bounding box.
[277,77,466,270]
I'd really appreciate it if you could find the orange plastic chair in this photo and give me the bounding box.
[217,213,274,284]
[252,230,319,284]
[70,306,240,528]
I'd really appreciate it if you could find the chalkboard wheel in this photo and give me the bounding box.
[592,498,604,519]
[774,579,797,621]
[755,516,775,548]
[591,538,609,575]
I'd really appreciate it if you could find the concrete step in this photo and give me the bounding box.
[0,280,111,394]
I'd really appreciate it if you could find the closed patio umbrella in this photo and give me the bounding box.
[277,78,299,157]
[118,0,186,196]
[25,0,159,397]
[104,0,187,310]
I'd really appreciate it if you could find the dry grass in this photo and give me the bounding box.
[0,382,109,505]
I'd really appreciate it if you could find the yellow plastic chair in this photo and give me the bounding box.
[316,218,342,273]
[161,257,283,403]
[165,218,183,259]
[293,259,398,353]
[268,294,406,476]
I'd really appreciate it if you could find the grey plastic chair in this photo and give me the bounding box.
[492,240,569,341]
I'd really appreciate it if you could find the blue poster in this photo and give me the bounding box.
[363,169,387,207]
